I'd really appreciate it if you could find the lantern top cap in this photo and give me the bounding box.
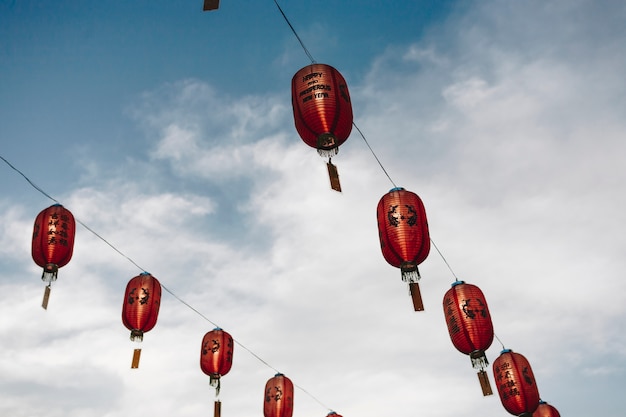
[389,187,405,192]
[140,271,151,276]
[500,348,512,354]
[451,280,466,287]
[212,327,223,331]
[274,372,284,377]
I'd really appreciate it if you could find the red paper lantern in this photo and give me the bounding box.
[200,328,234,394]
[291,63,353,191]
[376,187,430,311]
[264,373,294,417]
[122,272,162,368]
[31,204,76,309]
[533,400,561,417]
[32,204,76,281]
[493,349,540,417]
[443,280,494,396]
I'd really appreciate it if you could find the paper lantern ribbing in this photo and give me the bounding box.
[376,187,430,311]
[31,204,76,309]
[200,327,234,396]
[533,400,561,417]
[291,63,353,191]
[264,373,294,417]
[122,272,162,368]
[443,280,494,396]
[493,349,540,417]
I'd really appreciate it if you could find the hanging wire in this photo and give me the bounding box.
[429,238,459,282]
[494,333,506,350]
[0,153,331,410]
[351,122,397,188]
[273,0,316,64]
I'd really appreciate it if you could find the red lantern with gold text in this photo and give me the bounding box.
[493,349,540,417]
[200,328,234,417]
[291,63,353,192]
[443,280,494,396]
[533,400,561,417]
[264,373,294,417]
[31,204,76,310]
[122,272,161,369]
[376,187,430,311]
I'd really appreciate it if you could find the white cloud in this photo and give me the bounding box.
[2,1,626,416]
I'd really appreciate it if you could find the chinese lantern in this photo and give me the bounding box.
[31,204,76,309]
[122,272,161,368]
[443,280,494,396]
[376,187,430,311]
[264,373,294,417]
[291,63,353,191]
[493,349,540,417]
[533,400,561,417]
[200,328,234,417]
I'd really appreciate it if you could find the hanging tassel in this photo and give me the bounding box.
[477,370,493,396]
[210,376,221,397]
[470,350,489,370]
[327,159,341,192]
[131,348,141,369]
[41,284,51,310]
[408,282,424,311]
[214,400,221,417]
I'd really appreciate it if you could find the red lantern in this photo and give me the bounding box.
[264,373,294,417]
[122,272,162,368]
[291,63,353,191]
[533,400,561,417]
[493,349,540,417]
[376,187,430,311]
[443,280,494,396]
[31,204,76,309]
[200,328,234,393]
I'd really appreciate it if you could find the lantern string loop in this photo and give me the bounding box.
[273,0,316,64]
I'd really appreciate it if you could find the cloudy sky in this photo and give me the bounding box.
[1,0,625,416]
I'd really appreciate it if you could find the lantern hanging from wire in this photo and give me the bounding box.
[443,280,494,396]
[532,400,561,417]
[291,63,353,192]
[122,272,162,369]
[31,204,76,310]
[264,373,294,417]
[200,327,234,417]
[493,349,540,417]
[376,187,430,311]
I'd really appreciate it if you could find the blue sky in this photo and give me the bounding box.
[1,1,625,416]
